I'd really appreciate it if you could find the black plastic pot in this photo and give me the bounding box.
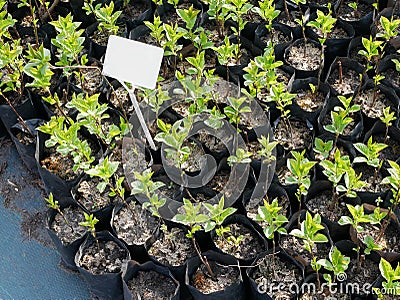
[75,231,130,300]
[377,54,400,98]
[246,247,305,300]
[185,250,246,299]
[46,198,90,271]
[122,260,181,300]
[288,76,331,126]
[284,38,322,79]
[253,23,293,61]
[209,214,268,264]
[318,96,364,142]
[324,56,367,96]
[334,0,374,36]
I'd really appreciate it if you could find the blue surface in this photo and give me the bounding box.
[0,142,90,300]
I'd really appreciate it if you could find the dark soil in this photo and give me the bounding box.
[77,177,113,211]
[252,253,302,299]
[148,227,195,266]
[113,203,158,245]
[359,223,400,253]
[50,206,87,245]
[78,240,128,274]
[294,89,325,112]
[190,260,240,294]
[286,41,320,71]
[127,270,177,300]
[356,89,395,118]
[327,68,361,96]
[274,119,313,150]
[306,190,349,223]
[213,223,264,260]
[41,148,77,181]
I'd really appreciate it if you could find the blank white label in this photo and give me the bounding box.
[102,35,164,89]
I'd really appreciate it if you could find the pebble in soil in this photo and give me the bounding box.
[113,203,158,245]
[148,227,195,267]
[51,206,87,245]
[78,240,128,274]
[214,223,264,260]
[191,260,240,294]
[252,254,302,299]
[127,270,177,300]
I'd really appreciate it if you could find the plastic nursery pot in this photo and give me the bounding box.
[0,91,52,174]
[209,214,268,264]
[318,96,364,142]
[347,36,368,67]
[75,230,131,300]
[377,54,400,98]
[299,272,350,300]
[334,0,374,36]
[334,239,384,299]
[354,79,400,130]
[47,197,90,271]
[281,210,334,274]
[324,57,367,97]
[110,200,158,262]
[253,23,293,61]
[185,250,246,300]
[288,76,331,126]
[361,203,400,257]
[35,131,83,202]
[283,38,322,79]
[147,222,197,283]
[304,180,361,243]
[272,115,315,154]
[246,247,305,300]
[122,260,181,300]
[306,18,355,54]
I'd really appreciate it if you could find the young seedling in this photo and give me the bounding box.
[336,167,367,199]
[348,1,359,18]
[353,136,388,187]
[286,150,316,219]
[290,212,328,289]
[313,137,333,160]
[379,107,396,144]
[37,116,95,172]
[320,149,351,208]
[202,196,240,254]
[224,96,251,134]
[324,95,360,149]
[83,0,122,37]
[177,5,202,43]
[203,0,230,38]
[226,0,253,62]
[45,193,72,228]
[338,204,383,272]
[255,198,288,274]
[144,16,165,47]
[292,0,308,57]
[213,36,238,81]
[379,160,400,241]
[252,0,279,34]
[307,6,336,88]
[85,156,119,194]
[318,246,350,286]
[173,199,214,278]
[265,81,296,134]
[79,212,99,238]
[130,168,166,219]
[373,258,400,298]
[161,22,185,71]
[243,43,283,98]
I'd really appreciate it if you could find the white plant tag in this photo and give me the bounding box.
[102,35,163,89]
[102,35,164,150]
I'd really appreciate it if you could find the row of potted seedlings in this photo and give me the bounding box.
[1,0,400,299]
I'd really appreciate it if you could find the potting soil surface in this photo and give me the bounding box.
[0,140,90,300]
